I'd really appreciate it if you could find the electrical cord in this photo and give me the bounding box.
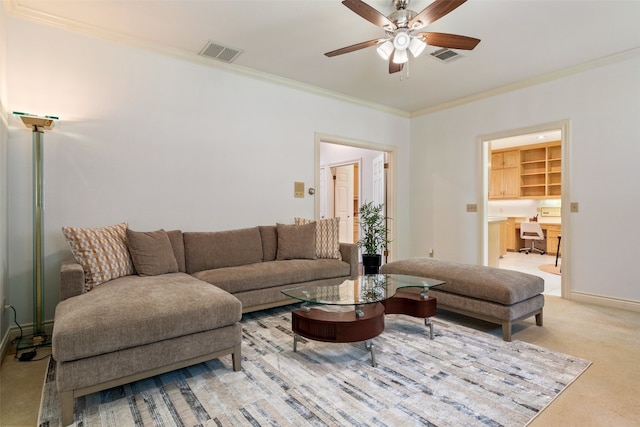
[8,305,50,362]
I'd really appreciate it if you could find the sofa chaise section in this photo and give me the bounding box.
[53,270,242,426]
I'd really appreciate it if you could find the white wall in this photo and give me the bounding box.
[410,54,640,304]
[1,4,10,342]
[4,17,410,326]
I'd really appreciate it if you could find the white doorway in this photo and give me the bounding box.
[315,133,396,263]
[478,120,570,298]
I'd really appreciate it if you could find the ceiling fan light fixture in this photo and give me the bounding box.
[376,40,394,60]
[393,31,410,51]
[408,37,426,57]
[392,48,408,64]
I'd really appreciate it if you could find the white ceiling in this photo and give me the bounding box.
[8,0,640,115]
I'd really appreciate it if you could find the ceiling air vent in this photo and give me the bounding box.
[429,48,461,63]
[199,41,243,63]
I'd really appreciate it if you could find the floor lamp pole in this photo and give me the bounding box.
[14,112,56,337]
[33,127,44,335]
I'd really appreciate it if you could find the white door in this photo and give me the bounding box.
[373,154,386,208]
[334,165,354,243]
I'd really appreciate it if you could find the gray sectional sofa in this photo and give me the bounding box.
[53,222,357,425]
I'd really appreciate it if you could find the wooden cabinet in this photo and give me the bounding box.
[505,217,522,252]
[519,141,561,198]
[545,224,562,255]
[492,150,519,168]
[490,142,561,200]
[489,150,519,199]
[499,220,508,256]
[546,144,562,198]
[488,219,505,267]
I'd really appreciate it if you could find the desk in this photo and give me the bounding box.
[514,222,562,255]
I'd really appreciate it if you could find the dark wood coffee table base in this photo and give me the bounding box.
[292,303,385,366]
[291,294,437,366]
[382,291,437,339]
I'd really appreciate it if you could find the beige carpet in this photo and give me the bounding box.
[539,264,561,275]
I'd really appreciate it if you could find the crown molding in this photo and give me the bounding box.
[5,0,410,119]
[7,1,638,120]
[410,46,640,118]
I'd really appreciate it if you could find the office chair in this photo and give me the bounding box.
[520,222,546,254]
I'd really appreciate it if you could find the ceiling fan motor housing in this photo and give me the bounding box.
[388,9,417,30]
[393,0,410,10]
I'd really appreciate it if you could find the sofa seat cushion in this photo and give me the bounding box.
[381,258,543,305]
[52,273,242,362]
[192,259,351,294]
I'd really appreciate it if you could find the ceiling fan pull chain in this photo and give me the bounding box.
[401,60,409,81]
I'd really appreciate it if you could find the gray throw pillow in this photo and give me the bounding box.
[126,229,179,276]
[276,222,317,260]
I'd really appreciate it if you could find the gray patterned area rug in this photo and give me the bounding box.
[38,306,590,427]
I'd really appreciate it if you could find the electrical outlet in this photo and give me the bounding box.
[428,249,434,258]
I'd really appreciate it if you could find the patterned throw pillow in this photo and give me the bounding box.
[62,222,135,291]
[294,217,342,260]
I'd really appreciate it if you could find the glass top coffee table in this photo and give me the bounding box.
[282,274,444,367]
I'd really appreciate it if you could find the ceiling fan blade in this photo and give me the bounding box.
[325,39,383,57]
[342,0,397,30]
[409,0,467,29]
[419,32,480,50]
[388,53,404,74]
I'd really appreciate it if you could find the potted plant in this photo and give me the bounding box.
[357,201,391,274]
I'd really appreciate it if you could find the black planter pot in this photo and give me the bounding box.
[362,254,382,275]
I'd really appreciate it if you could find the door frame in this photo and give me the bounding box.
[478,120,571,298]
[314,133,397,262]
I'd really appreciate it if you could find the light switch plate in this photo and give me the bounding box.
[570,202,579,213]
[294,182,304,198]
[466,204,478,212]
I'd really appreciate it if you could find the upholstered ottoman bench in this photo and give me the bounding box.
[381,258,544,341]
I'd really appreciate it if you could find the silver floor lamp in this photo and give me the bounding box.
[15,112,57,337]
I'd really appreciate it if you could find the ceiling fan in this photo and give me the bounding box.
[325,0,480,74]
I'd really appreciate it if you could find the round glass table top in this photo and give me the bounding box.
[282,274,444,306]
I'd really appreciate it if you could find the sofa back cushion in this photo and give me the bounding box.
[184,227,263,273]
[166,230,186,272]
[259,225,278,261]
[126,229,179,276]
[276,222,317,260]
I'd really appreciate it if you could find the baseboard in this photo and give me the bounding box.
[568,291,640,313]
[0,320,55,365]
